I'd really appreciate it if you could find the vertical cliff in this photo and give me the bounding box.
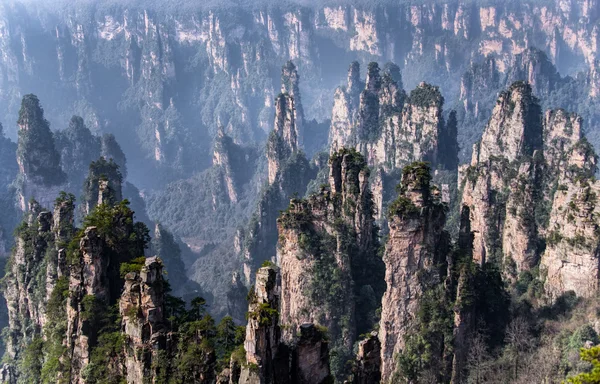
[1,193,75,383]
[240,266,282,383]
[541,138,600,301]
[238,264,332,384]
[119,257,167,383]
[81,157,123,216]
[267,92,299,186]
[277,148,384,379]
[329,62,363,153]
[330,61,454,171]
[328,61,458,222]
[243,62,316,284]
[54,116,102,188]
[66,226,111,382]
[462,81,544,271]
[378,162,449,382]
[15,94,66,211]
[460,80,600,291]
[213,128,248,204]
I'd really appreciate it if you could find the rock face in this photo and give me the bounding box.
[328,62,458,220]
[351,332,382,384]
[243,62,315,284]
[541,138,600,301]
[267,93,299,185]
[462,82,544,271]
[330,62,363,154]
[330,62,456,172]
[54,115,102,187]
[2,195,74,374]
[66,226,111,382]
[66,198,145,383]
[119,257,167,384]
[277,148,384,378]
[15,94,66,211]
[457,47,591,162]
[281,61,304,145]
[1,0,597,158]
[213,128,255,204]
[462,80,600,300]
[475,81,543,164]
[241,266,281,383]
[82,157,123,215]
[378,162,449,382]
[239,265,331,384]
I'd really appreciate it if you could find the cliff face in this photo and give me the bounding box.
[15,94,67,211]
[239,265,331,384]
[328,62,458,220]
[2,195,74,372]
[457,45,600,163]
[541,139,600,301]
[240,266,281,383]
[267,92,299,186]
[330,62,453,171]
[462,82,544,271]
[243,62,316,285]
[277,148,384,379]
[213,128,257,204]
[66,226,110,382]
[378,162,449,382]
[1,0,597,182]
[81,157,123,216]
[461,79,600,301]
[119,257,167,383]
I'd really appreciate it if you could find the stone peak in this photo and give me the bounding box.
[348,61,361,93]
[366,62,381,93]
[399,161,433,207]
[474,81,543,164]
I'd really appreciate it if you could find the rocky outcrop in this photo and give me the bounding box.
[329,62,458,220]
[281,61,304,145]
[82,157,123,215]
[277,148,384,379]
[457,45,597,163]
[378,162,449,382]
[351,333,382,384]
[54,115,102,187]
[450,262,475,384]
[267,61,304,185]
[66,196,145,382]
[214,129,242,203]
[543,109,583,178]
[462,82,544,269]
[66,226,111,382]
[330,62,363,153]
[243,62,315,284]
[293,324,331,384]
[541,138,600,301]
[2,194,75,375]
[474,81,543,164]
[267,93,299,185]
[460,56,500,120]
[329,62,454,172]
[15,94,66,211]
[239,265,331,384]
[506,48,562,99]
[460,79,600,288]
[241,266,281,383]
[46,193,75,302]
[119,257,167,384]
